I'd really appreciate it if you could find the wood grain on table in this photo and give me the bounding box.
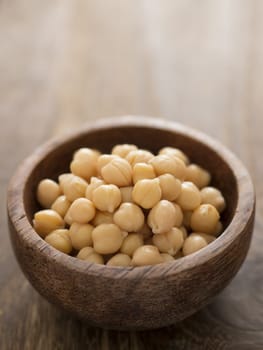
[0,1,262,349]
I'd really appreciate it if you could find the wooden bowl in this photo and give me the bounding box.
[7,116,255,330]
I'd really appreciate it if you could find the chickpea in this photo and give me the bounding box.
[92,211,114,226]
[113,203,144,232]
[106,253,131,267]
[58,173,74,192]
[120,233,144,256]
[85,177,104,200]
[182,210,192,230]
[33,209,65,237]
[132,163,156,184]
[111,144,138,158]
[152,227,184,255]
[69,223,93,250]
[92,184,121,213]
[70,156,97,181]
[147,200,177,234]
[176,182,201,211]
[182,233,208,256]
[73,148,100,161]
[92,224,125,254]
[161,253,174,262]
[137,222,152,240]
[125,149,154,166]
[120,186,133,203]
[77,246,104,264]
[62,175,87,202]
[101,158,132,187]
[97,154,119,174]
[190,204,220,234]
[172,203,184,227]
[37,179,61,208]
[45,229,72,254]
[179,226,188,240]
[131,245,163,266]
[64,210,74,226]
[200,187,226,213]
[214,221,223,236]
[67,198,95,224]
[158,174,181,201]
[51,195,71,217]
[158,147,190,165]
[185,164,211,189]
[132,178,161,209]
[149,155,186,181]
[192,232,216,244]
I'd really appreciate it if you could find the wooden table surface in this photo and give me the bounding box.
[1,1,263,349]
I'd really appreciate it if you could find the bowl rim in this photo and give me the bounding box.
[7,115,255,279]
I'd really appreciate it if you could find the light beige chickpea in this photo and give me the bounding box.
[125,149,154,167]
[64,210,74,226]
[161,253,175,262]
[185,164,211,189]
[111,144,138,158]
[147,200,177,234]
[132,178,162,209]
[62,175,88,202]
[120,233,144,256]
[190,204,220,234]
[132,163,156,184]
[92,224,125,254]
[73,147,100,161]
[45,229,72,254]
[69,222,93,250]
[179,226,188,240]
[182,210,192,230]
[92,184,121,213]
[70,158,97,181]
[37,179,61,208]
[182,233,208,256]
[158,147,190,165]
[97,154,119,174]
[192,232,216,244]
[137,222,152,240]
[101,158,132,187]
[149,155,186,181]
[76,246,104,264]
[58,173,74,192]
[51,195,71,217]
[106,253,131,267]
[92,211,114,226]
[158,174,181,201]
[113,203,144,232]
[85,177,105,200]
[67,198,96,224]
[200,187,226,213]
[172,203,184,227]
[176,182,201,211]
[33,209,65,237]
[120,186,133,203]
[131,245,163,266]
[153,227,184,255]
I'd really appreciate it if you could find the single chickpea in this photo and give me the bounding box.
[120,233,144,256]
[182,210,192,230]
[125,149,154,167]
[92,224,125,254]
[152,227,184,255]
[132,163,156,184]
[45,229,72,254]
[106,253,131,267]
[62,175,87,202]
[92,184,121,213]
[77,246,104,264]
[85,177,105,200]
[158,174,182,201]
[190,204,220,234]
[69,223,93,250]
[120,186,133,203]
[172,203,184,227]
[51,195,71,217]
[64,210,74,226]
[113,203,144,232]
[161,253,175,262]
[111,144,138,158]
[37,179,61,208]
[137,222,152,240]
[182,233,208,256]
[97,154,119,174]
[92,211,114,226]
[200,187,226,213]
[66,198,95,224]
[131,245,163,266]
[70,155,97,181]
[158,147,190,165]
[179,226,188,240]
[73,147,100,161]
[185,164,211,189]
[149,155,186,181]
[101,158,132,187]
[58,173,74,192]
[147,200,177,234]
[33,209,65,237]
[213,221,223,236]
[132,178,162,209]
[176,182,201,211]
[192,232,216,244]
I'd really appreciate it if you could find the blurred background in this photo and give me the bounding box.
[1,1,263,349]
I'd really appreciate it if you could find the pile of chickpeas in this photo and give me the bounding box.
[33,144,226,267]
